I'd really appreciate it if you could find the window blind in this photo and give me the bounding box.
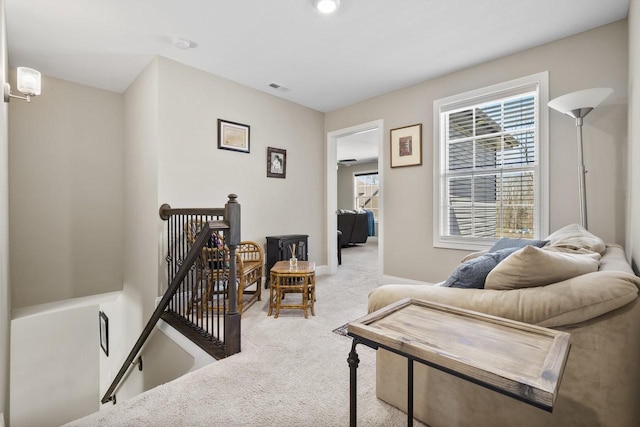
[441,91,538,240]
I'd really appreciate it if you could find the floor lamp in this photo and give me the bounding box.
[548,87,613,230]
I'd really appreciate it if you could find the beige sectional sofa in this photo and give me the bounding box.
[368,225,640,426]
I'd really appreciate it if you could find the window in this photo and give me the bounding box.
[433,73,548,250]
[354,172,379,219]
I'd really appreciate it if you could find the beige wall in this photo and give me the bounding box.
[326,21,629,283]
[119,58,161,399]
[155,57,325,263]
[6,52,326,407]
[10,305,99,426]
[337,161,378,211]
[629,0,640,272]
[141,329,194,391]
[112,56,326,401]
[9,75,124,308]
[0,0,9,420]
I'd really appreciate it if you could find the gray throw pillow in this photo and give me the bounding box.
[489,237,548,253]
[443,247,519,289]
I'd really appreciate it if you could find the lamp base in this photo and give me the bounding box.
[4,82,11,103]
[3,82,31,103]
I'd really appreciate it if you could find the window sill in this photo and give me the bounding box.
[433,239,494,251]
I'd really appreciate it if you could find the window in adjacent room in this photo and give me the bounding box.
[354,172,379,219]
[433,72,549,250]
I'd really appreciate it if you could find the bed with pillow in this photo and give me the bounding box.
[368,224,640,427]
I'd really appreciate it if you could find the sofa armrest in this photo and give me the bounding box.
[337,213,355,244]
[368,270,640,328]
[350,213,368,243]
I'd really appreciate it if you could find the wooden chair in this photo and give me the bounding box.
[184,220,263,315]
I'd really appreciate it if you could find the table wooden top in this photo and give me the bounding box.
[271,260,315,274]
[347,298,571,410]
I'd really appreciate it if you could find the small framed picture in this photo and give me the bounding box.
[267,147,287,178]
[218,119,250,153]
[99,311,109,356]
[390,123,422,168]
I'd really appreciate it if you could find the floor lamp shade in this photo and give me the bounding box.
[548,87,613,119]
[548,87,613,230]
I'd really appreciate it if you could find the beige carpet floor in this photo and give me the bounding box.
[67,239,425,426]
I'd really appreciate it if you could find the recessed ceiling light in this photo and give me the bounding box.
[314,0,340,14]
[172,37,195,50]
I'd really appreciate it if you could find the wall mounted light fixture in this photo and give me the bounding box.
[4,67,42,103]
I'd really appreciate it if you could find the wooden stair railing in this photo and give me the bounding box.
[101,194,241,405]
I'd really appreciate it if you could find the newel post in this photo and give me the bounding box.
[158,203,172,220]
[224,193,241,355]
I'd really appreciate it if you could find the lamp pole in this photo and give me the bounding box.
[548,87,613,232]
[574,115,589,229]
[566,107,593,230]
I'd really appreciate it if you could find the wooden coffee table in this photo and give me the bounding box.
[347,298,571,426]
[268,260,316,318]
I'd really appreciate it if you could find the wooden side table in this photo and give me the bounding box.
[347,298,571,426]
[268,260,316,318]
[265,235,308,288]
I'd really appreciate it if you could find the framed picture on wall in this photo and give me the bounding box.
[390,123,422,168]
[218,119,251,153]
[267,147,286,178]
[99,311,109,356]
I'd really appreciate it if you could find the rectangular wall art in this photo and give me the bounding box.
[99,311,109,356]
[218,119,251,153]
[390,123,422,168]
[267,147,287,178]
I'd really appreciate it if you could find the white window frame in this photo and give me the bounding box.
[353,170,379,219]
[433,72,549,250]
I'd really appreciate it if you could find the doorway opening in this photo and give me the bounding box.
[326,119,384,277]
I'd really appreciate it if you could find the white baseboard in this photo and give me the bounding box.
[315,264,329,276]
[379,274,433,286]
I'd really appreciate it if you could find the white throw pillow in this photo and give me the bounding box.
[545,223,606,255]
[485,245,600,290]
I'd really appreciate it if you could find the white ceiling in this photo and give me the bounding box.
[5,0,629,114]
[337,129,379,164]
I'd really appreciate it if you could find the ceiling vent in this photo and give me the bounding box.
[337,158,357,166]
[269,82,290,92]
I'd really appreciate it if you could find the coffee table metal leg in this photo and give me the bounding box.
[408,359,413,426]
[348,340,360,427]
